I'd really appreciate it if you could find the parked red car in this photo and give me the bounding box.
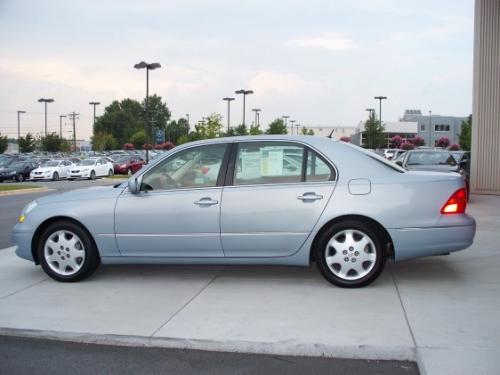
[113,156,145,175]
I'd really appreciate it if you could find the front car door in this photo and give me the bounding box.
[221,140,336,257]
[114,143,229,257]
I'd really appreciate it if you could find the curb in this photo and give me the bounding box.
[0,327,416,362]
[0,186,50,196]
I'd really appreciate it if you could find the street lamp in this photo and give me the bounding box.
[89,101,100,131]
[234,89,253,126]
[252,108,261,127]
[290,120,296,135]
[222,97,235,132]
[38,98,54,136]
[134,61,161,163]
[374,96,388,149]
[59,115,66,138]
[16,110,26,140]
[428,110,432,146]
[282,115,289,133]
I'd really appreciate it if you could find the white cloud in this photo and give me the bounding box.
[250,71,307,96]
[286,33,357,51]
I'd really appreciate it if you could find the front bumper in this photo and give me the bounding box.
[11,224,35,262]
[389,215,476,262]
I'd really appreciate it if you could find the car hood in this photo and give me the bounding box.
[33,167,56,173]
[36,185,125,205]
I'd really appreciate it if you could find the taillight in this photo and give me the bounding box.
[441,188,467,214]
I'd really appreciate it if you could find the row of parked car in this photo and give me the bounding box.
[0,151,156,182]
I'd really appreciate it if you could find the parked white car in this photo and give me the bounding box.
[69,158,114,180]
[30,160,74,181]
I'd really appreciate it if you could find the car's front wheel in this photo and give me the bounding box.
[90,170,96,180]
[52,172,59,181]
[37,221,100,282]
[16,174,24,182]
[314,221,386,288]
[108,169,114,177]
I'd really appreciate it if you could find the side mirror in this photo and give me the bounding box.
[395,160,403,167]
[128,175,142,194]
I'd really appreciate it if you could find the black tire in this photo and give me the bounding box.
[313,220,386,288]
[52,172,59,181]
[16,174,24,182]
[37,221,100,282]
[90,170,96,180]
[108,169,114,177]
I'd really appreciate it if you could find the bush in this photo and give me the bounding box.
[154,142,175,150]
[436,137,450,148]
[409,136,425,147]
[339,136,351,142]
[123,143,135,150]
[390,135,403,148]
[143,143,153,150]
[401,142,416,150]
[448,143,461,151]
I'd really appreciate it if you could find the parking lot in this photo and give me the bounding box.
[1,182,499,375]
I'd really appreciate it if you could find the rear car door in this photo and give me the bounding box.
[220,141,336,257]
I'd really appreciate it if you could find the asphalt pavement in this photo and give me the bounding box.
[0,336,418,375]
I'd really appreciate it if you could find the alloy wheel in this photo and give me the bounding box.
[43,230,86,276]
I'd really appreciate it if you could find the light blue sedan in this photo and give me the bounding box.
[12,136,476,287]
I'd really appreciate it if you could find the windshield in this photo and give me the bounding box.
[0,158,14,167]
[41,161,60,167]
[78,159,97,166]
[407,151,457,166]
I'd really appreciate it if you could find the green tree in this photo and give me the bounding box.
[91,132,118,151]
[144,94,172,133]
[191,113,223,140]
[0,132,8,153]
[18,133,36,152]
[363,111,385,149]
[266,118,288,135]
[165,118,189,144]
[130,130,146,149]
[459,115,472,151]
[249,124,263,135]
[39,133,70,152]
[300,127,314,136]
[235,124,249,136]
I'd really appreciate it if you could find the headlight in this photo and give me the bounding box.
[19,200,37,223]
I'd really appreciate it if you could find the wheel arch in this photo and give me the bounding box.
[310,214,394,263]
[31,216,100,265]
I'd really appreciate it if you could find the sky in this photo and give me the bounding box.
[0,0,474,141]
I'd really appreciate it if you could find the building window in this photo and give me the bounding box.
[420,124,425,131]
[434,124,450,132]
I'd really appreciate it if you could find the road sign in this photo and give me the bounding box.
[155,128,165,145]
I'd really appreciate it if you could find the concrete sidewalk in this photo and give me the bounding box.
[1,195,499,375]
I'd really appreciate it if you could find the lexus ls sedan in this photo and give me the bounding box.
[12,136,476,287]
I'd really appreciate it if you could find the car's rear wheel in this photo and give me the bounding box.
[108,169,114,177]
[314,221,386,288]
[37,221,100,282]
[90,170,96,180]
[52,172,59,181]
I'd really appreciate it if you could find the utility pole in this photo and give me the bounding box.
[68,112,79,151]
[374,96,388,149]
[290,120,296,135]
[89,101,100,132]
[59,115,66,138]
[252,108,261,128]
[222,97,235,132]
[282,115,289,134]
[38,98,54,136]
[17,110,26,140]
[295,123,300,135]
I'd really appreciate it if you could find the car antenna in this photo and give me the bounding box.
[327,129,334,139]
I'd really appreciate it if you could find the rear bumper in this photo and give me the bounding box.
[389,216,476,262]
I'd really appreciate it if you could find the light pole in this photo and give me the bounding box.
[252,108,261,128]
[428,110,432,146]
[185,114,190,135]
[295,123,300,134]
[17,110,26,140]
[290,120,296,135]
[89,101,100,131]
[134,61,161,163]
[282,115,289,134]
[59,115,66,138]
[38,98,54,136]
[235,89,253,126]
[68,112,79,150]
[222,97,235,132]
[374,96,387,149]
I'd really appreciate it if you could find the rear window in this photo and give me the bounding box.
[407,152,457,166]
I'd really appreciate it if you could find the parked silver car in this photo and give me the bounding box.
[12,136,475,287]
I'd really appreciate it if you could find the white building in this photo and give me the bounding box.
[350,121,418,147]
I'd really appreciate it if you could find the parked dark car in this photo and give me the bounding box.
[395,149,470,198]
[0,161,38,182]
[113,156,145,175]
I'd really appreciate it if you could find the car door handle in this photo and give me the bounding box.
[297,192,323,201]
[194,198,219,206]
